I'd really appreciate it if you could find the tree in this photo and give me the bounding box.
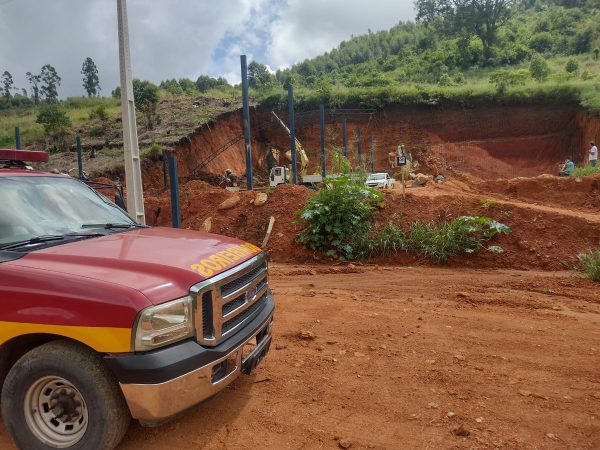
[81,57,100,97]
[26,71,41,104]
[195,75,229,93]
[36,103,72,152]
[529,54,549,82]
[132,79,159,130]
[416,0,514,62]
[565,58,579,75]
[39,64,61,102]
[247,61,275,90]
[1,71,14,100]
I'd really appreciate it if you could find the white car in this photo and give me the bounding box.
[365,172,395,189]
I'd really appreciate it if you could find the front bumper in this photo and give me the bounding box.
[104,294,274,425]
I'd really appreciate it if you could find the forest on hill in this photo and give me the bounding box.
[2,0,600,150]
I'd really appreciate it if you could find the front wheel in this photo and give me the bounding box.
[1,340,130,450]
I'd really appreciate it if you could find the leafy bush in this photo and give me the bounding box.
[36,103,71,134]
[404,216,511,263]
[297,174,383,260]
[89,105,108,121]
[570,165,600,177]
[529,54,550,82]
[489,69,528,93]
[565,59,579,75]
[577,248,600,282]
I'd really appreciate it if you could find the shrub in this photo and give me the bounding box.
[529,54,550,82]
[570,166,600,177]
[489,69,528,93]
[297,174,383,260]
[89,105,109,121]
[404,216,510,263]
[565,59,579,75]
[577,248,600,282]
[36,103,71,134]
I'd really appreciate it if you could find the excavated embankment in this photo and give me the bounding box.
[149,103,598,188]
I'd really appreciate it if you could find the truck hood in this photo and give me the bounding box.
[11,227,261,305]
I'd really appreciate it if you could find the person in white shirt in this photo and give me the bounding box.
[589,141,598,167]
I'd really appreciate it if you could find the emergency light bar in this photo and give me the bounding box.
[0,149,49,163]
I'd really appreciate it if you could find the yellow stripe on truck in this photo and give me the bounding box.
[0,321,132,353]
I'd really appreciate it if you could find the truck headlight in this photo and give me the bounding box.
[133,296,194,351]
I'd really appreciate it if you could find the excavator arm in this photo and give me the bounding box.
[272,111,309,177]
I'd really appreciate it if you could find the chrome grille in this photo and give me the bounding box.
[192,253,269,346]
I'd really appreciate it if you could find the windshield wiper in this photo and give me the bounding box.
[81,223,147,229]
[0,232,107,251]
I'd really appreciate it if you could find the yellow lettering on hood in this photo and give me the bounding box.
[190,243,261,277]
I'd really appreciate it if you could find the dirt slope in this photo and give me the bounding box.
[142,174,600,271]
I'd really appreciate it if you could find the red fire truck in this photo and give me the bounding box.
[0,149,274,449]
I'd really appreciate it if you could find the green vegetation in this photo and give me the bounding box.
[357,216,511,263]
[81,57,101,97]
[570,165,600,176]
[479,198,498,209]
[297,174,383,260]
[297,168,511,262]
[577,248,600,282]
[132,79,159,130]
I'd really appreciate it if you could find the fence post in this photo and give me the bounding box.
[320,104,326,178]
[357,128,362,168]
[342,117,347,158]
[76,136,83,179]
[168,152,181,228]
[369,137,374,173]
[15,127,21,150]
[287,83,297,184]
[162,150,168,189]
[240,55,253,190]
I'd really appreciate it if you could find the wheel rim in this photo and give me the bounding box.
[24,376,88,448]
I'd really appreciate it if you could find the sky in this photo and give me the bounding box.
[0,0,416,98]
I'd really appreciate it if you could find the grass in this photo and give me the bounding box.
[570,165,600,177]
[0,97,120,148]
[577,248,600,282]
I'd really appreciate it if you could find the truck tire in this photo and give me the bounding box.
[1,340,130,450]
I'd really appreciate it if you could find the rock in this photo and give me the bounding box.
[435,175,445,182]
[354,352,365,357]
[546,433,557,440]
[456,292,470,298]
[453,354,465,361]
[218,195,240,210]
[308,269,317,276]
[475,417,484,423]
[254,192,268,206]
[447,412,456,419]
[414,173,429,186]
[338,439,352,449]
[453,425,470,437]
[299,330,316,340]
[201,217,212,233]
[427,402,439,409]
[518,390,532,397]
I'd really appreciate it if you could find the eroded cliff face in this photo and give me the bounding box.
[144,103,597,187]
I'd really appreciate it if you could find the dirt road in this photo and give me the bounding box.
[3,264,598,449]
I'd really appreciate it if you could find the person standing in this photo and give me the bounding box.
[589,141,598,167]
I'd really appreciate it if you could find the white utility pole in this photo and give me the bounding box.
[117,0,145,224]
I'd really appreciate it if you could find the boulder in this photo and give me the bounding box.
[202,217,212,233]
[413,173,429,187]
[218,195,241,210]
[254,192,268,206]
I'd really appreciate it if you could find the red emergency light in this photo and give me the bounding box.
[0,149,49,163]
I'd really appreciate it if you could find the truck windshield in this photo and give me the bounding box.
[0,176,135,245]
[368,174,385,180]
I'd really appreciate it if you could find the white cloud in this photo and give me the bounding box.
[0,0,416,98]
[265,0,415,69]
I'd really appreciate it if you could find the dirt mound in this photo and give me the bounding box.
[143,176,600,271]
[144,182,315,262]
[475,173,600,210]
